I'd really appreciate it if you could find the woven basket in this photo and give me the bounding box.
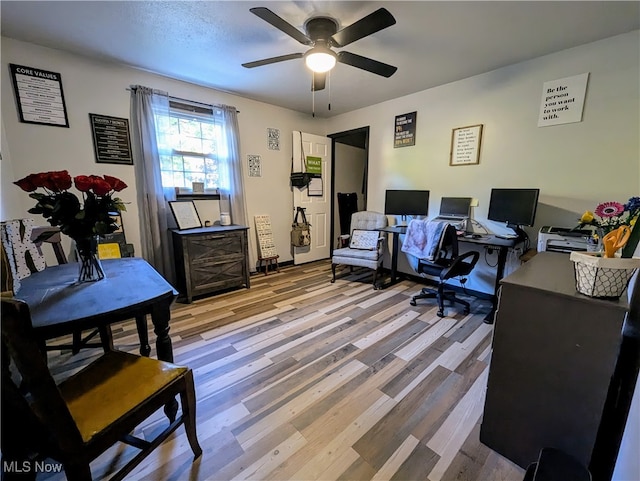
[570,251,640,299]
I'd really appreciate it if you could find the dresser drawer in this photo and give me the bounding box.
[189,258,246,294]
[186,232,243,264]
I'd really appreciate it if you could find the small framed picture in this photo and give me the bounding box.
[450,124,483,166]
[168,201,202,230]
[192,181,205,193]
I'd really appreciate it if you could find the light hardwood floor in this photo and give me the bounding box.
[43,260,525,481]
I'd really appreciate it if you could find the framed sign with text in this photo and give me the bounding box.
[89,114,133,165]
[168,201,202,230]
[394,111,417,148]
[9,64,69,127]
[450,124,483,166]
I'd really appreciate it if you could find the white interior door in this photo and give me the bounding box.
[292,130,331,265]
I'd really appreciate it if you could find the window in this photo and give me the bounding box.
[154,102,227,190]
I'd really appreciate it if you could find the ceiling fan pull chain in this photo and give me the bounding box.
[328,71,331,111]
[312,76,316,117]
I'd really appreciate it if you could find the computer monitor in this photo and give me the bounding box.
[384,190,430,225]
[439,197,472,218]
[487,188,540,236]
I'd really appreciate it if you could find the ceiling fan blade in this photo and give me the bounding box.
[242,53,303,68]
[337,51,397,78]
[331,8,396,47]
[312,72,326,91]
[250,7,311,45]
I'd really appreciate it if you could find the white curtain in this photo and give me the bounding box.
[217,105,254,271]
[129,86,176,284]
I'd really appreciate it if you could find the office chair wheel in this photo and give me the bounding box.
[437,309,445,317]
[410,298,417,306]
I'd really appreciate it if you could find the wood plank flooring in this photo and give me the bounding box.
[42,260,525,481]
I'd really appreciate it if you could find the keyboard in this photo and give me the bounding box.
[434,216,467,222]
[495,233,518,239]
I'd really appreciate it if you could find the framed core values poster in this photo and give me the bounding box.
[10,64,69,127]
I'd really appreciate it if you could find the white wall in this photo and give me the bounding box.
[327,30,640,293]
[0,121,23,221]
[1,37,325,269]
[3,31,639,290]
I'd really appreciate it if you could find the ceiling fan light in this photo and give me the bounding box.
[305,48,337,73]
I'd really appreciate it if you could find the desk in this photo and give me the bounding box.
[15,257,179,419]
[379,225,407,286]
[481,252,638,480]
[458,234,517,323]
[380,225,516,323]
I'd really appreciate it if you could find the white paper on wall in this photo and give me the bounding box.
[538,72,589,127]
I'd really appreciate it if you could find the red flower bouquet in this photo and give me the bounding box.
[15,170,128,282]
[14,170,127,240]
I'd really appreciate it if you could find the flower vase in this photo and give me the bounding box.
[75,236,104,283]
[586,228,605,254]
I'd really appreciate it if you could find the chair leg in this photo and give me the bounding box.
[436,284,446,317]
[135,315,151,357]
[63,461,92,481]
[180,371,203,458]
[443,290,471,315]
[372,267,379,290]
[409,287,437,307]
[331,264,337,283]
[72,330,82,354]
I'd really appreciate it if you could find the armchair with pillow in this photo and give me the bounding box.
[331,211,388,289]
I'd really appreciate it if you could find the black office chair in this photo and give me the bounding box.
[409,224,480,317]
[522,448,592,481]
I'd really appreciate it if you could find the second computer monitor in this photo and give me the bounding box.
[439,197,472,218]
[384,190,430,226]
[384,190,430,217]
[487,188,540,228]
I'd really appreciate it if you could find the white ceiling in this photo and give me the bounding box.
[2,1,639,117]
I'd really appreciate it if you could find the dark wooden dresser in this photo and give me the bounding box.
[480,251,639,481]
[172,225,250,303]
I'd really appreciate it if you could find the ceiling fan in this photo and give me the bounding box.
[242,7,397,91]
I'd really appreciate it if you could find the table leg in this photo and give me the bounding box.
[98,326,115,351]
[380,230,400,289]
[484,245,509,324]
[150,300,178,421]
[391,232,399,284]
[135,315,151,357]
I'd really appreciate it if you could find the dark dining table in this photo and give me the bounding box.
[15,257,180,420]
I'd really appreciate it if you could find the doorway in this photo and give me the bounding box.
[328,126,369,253]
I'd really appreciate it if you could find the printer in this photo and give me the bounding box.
[537,226,592,253]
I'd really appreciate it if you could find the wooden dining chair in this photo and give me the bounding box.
[1,298,202,481]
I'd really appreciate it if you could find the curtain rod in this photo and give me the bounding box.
[127,87,239,113]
